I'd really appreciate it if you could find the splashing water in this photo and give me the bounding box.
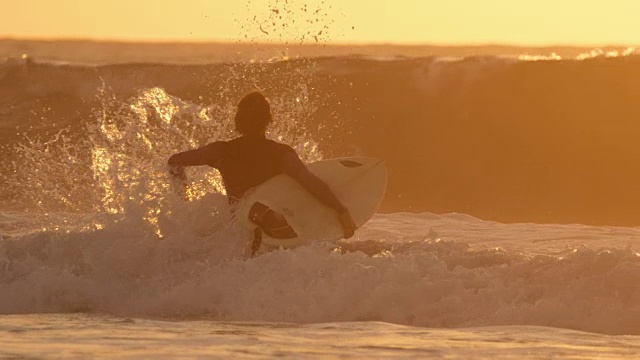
[238,0,343,45]
[2,64,329,238]
[1,0,345,239]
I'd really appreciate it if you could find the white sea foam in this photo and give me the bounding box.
[1,208,638,335]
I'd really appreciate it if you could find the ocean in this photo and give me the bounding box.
[1,40,639,358]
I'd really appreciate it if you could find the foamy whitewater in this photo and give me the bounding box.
[1,40,640,358]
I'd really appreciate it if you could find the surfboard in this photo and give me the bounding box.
[236,157,387,248]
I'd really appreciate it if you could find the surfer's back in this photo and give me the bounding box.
[211,136,296,200]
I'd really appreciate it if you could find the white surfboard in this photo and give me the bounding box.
[236,157,387,248]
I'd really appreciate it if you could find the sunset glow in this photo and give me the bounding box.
[2,0,640,45]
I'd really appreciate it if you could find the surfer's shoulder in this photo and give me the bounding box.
[202,140,228,151]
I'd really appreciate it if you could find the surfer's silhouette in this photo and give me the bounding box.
[168,92,356,253]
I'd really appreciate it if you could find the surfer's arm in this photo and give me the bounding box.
[283,151,356,238]
[167,143,222,199]
[168,142,224,175]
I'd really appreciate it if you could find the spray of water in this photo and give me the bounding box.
[3,66,331,237]
[0,0,348,238]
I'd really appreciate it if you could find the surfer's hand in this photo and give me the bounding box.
[169,165,186,181]
[339,209,356,239]
[168,165,188,200]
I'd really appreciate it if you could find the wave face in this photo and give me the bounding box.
[3,54,640,225]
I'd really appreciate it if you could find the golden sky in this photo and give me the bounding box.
[2,0,639,45]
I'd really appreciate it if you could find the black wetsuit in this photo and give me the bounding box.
[168,136,346,212]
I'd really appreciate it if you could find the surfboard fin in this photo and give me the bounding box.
[339,159,363,168]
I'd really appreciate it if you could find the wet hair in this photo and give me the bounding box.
[234,92,272,136]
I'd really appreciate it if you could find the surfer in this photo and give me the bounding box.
[168,91,356,250]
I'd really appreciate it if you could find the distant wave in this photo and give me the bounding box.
[1,39,636,65]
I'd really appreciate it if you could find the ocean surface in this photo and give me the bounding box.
[1,40,640,358]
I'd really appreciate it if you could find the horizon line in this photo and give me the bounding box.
[1,36,638,50]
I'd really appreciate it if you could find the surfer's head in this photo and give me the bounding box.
[235,91,272,136]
